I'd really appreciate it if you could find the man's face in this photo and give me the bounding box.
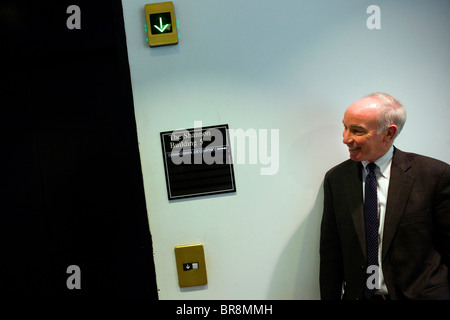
[342,97,392,162]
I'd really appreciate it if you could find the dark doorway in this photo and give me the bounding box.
[1,0,158,298]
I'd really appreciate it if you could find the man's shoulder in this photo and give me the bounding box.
[324,148,449,180]
[394,148,449,169]
[324,158,359,180]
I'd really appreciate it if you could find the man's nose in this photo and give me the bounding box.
[343,129,353,145]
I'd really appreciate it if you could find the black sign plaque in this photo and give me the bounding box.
[160,124,236,200]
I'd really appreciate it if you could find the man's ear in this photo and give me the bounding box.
[385,125,398,141]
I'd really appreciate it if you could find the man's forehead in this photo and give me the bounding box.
[343,103,379,130]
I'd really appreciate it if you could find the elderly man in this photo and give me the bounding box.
[320,92,450,300]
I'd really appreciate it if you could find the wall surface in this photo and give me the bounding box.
[121,0,450,299]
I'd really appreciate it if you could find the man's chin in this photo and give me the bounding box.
[348,148,362,161]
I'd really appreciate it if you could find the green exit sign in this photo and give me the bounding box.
[150,12,172,34]
[145,2,178,47]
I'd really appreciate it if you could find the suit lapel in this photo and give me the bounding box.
[344,161,366,258]
[382,149,414,261]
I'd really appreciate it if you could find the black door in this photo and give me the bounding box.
[1,0,158,298]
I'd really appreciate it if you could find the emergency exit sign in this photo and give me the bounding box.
[150,12,172,34]
[145,2,178,47]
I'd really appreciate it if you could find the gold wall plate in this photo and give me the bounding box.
[145,2,178,47]
[174,244,207,287]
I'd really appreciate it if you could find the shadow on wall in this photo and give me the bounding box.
[267,182,324,299]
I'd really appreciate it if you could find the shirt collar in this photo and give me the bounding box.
[362,145,394,178]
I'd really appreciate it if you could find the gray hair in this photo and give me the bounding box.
[365,92,407,138]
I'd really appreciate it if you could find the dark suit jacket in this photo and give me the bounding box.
[320,147,450,300]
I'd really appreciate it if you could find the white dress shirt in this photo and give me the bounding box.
[362,145,394,295]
